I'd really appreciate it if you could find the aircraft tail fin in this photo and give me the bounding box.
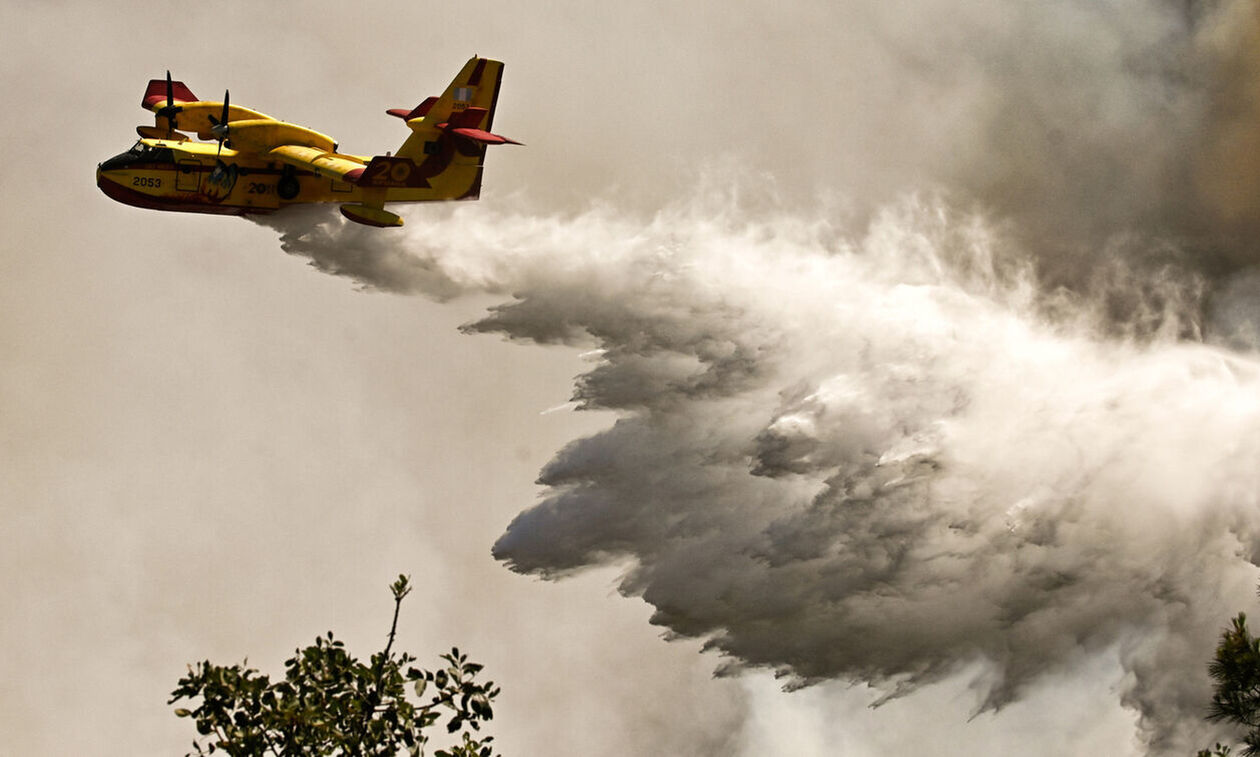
[406,56,505,132]
[384,57,518,199]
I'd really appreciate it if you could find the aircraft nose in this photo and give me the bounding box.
[96,156,130,187]
[96,165,129,203]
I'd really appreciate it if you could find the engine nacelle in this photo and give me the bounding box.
[222,120,337,155]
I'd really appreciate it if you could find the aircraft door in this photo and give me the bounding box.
[176,160,201,192]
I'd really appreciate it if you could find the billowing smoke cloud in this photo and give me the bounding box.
[251,1,1260,753]
[259,189,1260,753]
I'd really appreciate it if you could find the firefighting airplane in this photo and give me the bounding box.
[96,57,519,227]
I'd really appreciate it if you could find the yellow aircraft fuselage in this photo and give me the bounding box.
[97,139,480,216]
[97,57,517,227]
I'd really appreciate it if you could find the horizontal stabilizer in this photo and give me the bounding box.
[438,105,521,145]
[386,97,438,121]
[448,127,522,145]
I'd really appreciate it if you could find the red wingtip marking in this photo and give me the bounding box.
[142,78,197,109]
[345,168,365,184]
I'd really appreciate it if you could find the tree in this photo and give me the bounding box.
[169,575,500,757]
[1199,612,1260,756]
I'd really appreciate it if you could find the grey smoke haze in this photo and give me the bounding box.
[904,0,1260,278]
[686,0,1260,318]
[250,4,1260,753]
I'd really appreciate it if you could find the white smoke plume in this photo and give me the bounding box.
[257,187,1260,753]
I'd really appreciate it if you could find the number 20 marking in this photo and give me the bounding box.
[368,161,412,183]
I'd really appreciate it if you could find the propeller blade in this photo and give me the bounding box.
[160,70,178,137]
[213,90,230,156]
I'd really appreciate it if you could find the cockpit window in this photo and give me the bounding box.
[134,144,174,163]
[101,142,177,171]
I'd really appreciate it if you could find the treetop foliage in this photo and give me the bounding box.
[169,575,499,757]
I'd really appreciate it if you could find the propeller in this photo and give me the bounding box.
[154,70,182,137]
[207,90,231,157]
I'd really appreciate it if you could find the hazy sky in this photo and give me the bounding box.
[4,2,1260,755]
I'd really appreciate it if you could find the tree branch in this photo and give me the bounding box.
[352,576,413,756]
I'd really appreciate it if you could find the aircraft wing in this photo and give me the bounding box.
[267,145,367,183]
